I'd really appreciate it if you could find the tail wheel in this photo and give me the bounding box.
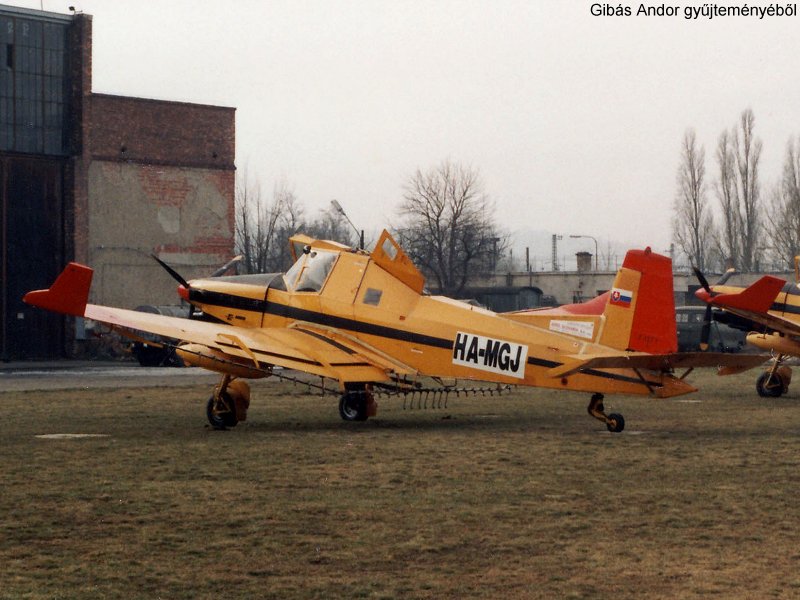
[756,372,784,398]
[206,392,238,429]
[606,412,625,433]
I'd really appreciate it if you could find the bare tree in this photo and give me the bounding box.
[766,136,800,269]
[715,129,739,269]
[304,206,358,248]
[673,129,713,271]
[395,160,505,295]
[235,174,303,274]
[715,109,763,271]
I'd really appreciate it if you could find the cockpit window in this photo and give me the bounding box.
[283,250,337,292]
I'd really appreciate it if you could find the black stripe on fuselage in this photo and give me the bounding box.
[191,288,451,349]
[196,289,662,388]
[771,283,800,315]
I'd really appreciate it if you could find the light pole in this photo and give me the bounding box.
[330,199,364,249]
[569,234,598,271]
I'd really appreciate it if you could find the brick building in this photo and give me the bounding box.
[0,4,236,359]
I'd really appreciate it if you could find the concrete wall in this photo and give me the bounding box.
[87,162,234,307]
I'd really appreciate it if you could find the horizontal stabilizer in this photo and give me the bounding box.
[548,351,768,378]
[708,276,785,313]
[23,263,93,317]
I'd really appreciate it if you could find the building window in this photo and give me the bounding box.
[0,14,69,156]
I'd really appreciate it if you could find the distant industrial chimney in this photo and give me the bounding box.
[576,251,593,272]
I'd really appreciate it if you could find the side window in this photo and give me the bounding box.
[363,288,382,306]
[284,255,305,289]
[381,237,399,260]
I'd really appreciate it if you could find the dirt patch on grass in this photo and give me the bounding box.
[2,371,800,598]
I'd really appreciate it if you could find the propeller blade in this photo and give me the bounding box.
[151,254,189,288]
[692,266,712,294]
[716,268,736,286]
[211,255,243,278]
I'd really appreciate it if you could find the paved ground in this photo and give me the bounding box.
[0,360,218,392]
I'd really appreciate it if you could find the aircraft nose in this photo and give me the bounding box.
[178,284,190,301]
[694,288,711,303]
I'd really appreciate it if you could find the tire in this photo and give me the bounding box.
[132,343,167,367]
[606,412,625,433]
[338,391,368,422]
[756,372,784,398]
[206,393,239,429]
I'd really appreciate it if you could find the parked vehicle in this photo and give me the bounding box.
[676,306,746,353]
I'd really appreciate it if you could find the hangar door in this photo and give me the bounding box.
[1,156,65,360]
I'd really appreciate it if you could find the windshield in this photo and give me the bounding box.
[283,250,337,292]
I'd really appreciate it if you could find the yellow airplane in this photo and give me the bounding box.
[24,230,763,432]
[694,262,800,397]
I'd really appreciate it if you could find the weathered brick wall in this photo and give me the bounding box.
[90,94,235,170]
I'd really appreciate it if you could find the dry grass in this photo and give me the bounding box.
[2,370,800,599]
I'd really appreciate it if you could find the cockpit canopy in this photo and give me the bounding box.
[283,249,338,292]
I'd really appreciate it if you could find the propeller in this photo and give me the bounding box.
[692,266,713,351]
[151,254,189,288]
[151,254,196,318]
[692,266,736,351]
[692,266,711,294]
[210,255,243,278]
[716,267,736,287]
[151,254,244,320]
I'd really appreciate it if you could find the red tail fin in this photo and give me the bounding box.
[23,263,93,317]
[599,248,676,353]
[708,276,785,313]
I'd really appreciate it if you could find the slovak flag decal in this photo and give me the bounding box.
[610,287,633,307]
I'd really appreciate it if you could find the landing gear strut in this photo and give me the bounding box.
[756,358,792,398]
[206,374,251,429]
[587,393,625,433]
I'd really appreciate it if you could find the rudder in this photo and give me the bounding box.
[599,247,676,354]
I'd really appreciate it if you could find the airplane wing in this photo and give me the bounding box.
[548,351,768,379]
[724,310,800,337]
[24,263,411,383]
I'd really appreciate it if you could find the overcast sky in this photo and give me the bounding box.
[8,0,800,264]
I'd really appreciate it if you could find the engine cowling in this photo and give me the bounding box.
[746,332,800,356]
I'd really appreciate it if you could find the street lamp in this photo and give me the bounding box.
[569,234,598,271]
[330,199,364,249]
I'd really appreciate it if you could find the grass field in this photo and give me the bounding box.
[2,370,800,599]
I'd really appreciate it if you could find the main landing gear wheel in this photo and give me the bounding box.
[756,371,785,398]
[587,393,625,433]
[339,391,368,422]
[206,375,251,430]
[338,383,377,422]
[207,392,238,429]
